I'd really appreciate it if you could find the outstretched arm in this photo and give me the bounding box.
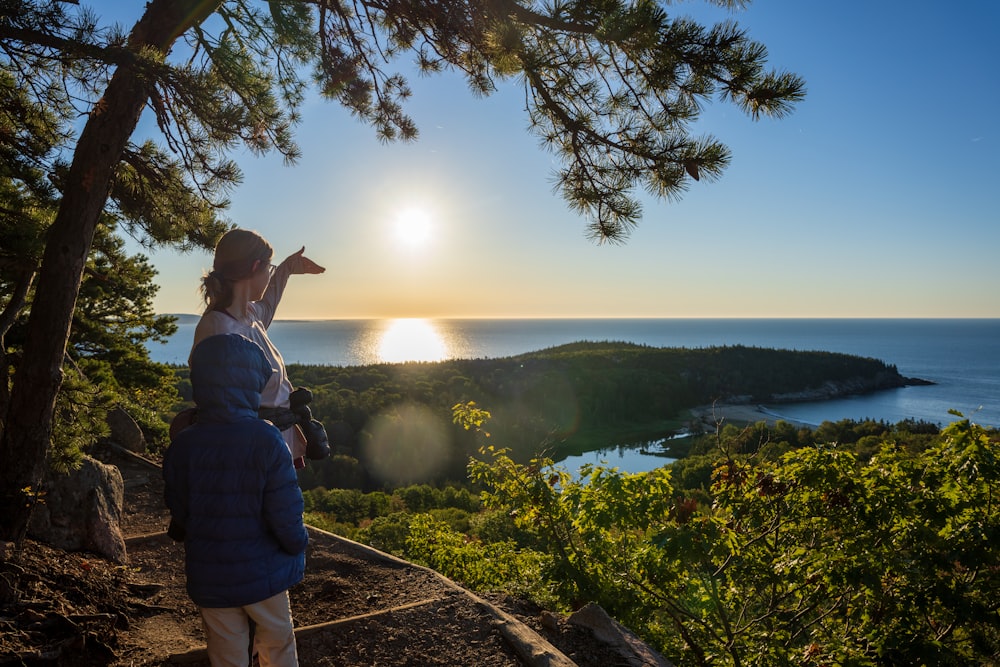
[256,246,325,326]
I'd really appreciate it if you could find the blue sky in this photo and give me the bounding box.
[107,1,999,319]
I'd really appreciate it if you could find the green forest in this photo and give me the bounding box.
[275,342,923,490]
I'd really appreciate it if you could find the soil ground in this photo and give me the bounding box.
[1,443,650,666]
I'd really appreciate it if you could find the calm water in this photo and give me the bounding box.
[151,318,1000,471]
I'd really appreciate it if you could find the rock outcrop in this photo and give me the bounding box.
[767,371,933,403]
[27,455,127,563]
[107,406,146,454]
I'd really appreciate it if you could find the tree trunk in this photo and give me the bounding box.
[0,0,220,543]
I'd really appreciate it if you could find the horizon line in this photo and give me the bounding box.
[161,313,1000,321]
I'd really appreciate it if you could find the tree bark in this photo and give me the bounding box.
[0,0,221,543]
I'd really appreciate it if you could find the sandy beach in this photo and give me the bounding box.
[687,402,815,431]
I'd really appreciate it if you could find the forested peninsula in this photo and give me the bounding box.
[174,343,930,488]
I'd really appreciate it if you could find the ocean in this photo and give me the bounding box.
[151,317,1000,433]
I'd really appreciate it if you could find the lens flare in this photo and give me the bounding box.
[362,403,450,485]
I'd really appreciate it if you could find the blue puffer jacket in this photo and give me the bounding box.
[163,333,308,608]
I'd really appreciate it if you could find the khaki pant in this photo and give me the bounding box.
[199,590,298,667]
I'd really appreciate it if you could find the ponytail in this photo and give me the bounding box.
[201,270,234,312]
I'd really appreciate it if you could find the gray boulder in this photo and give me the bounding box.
[107,406,145,454]
[27,455,127,563]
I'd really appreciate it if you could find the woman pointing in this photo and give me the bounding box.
[193,228,325,468]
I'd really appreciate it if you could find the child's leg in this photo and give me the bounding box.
[200,606,253,666]
[245,590,298,667]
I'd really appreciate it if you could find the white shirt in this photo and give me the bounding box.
[190,263,306,461]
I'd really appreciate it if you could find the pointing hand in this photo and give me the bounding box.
[283,247,326,275]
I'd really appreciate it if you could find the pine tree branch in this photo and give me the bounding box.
[0,25,136,68]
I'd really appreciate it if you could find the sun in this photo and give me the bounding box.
[392,207,433,248]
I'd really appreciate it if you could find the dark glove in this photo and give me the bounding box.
[302,419,331,460]
[167,517,186,542]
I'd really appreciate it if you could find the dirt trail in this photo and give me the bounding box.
[105,444,633,666]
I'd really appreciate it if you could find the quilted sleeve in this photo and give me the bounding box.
[261,434,309,555]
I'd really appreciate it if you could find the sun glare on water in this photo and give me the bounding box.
[378,318,448,363]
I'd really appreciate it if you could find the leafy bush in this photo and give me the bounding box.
[355,512,412,556]
[303,512,359,541]
[405,514,552,600]
[468,418,1000,665]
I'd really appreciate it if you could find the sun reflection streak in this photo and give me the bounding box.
[377,318,448,363]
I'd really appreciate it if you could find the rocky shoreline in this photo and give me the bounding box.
[766,372,934,404]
